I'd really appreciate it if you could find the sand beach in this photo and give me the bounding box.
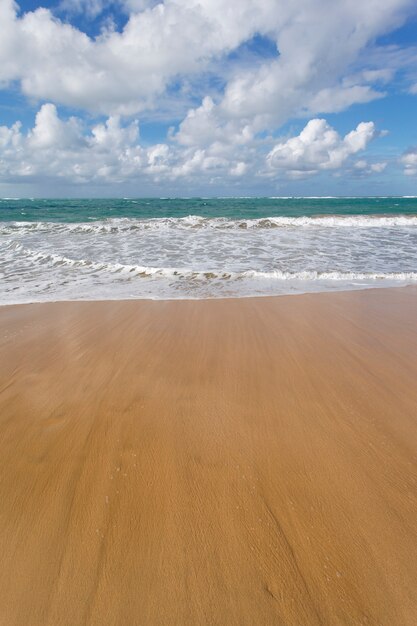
[0,288,416,625]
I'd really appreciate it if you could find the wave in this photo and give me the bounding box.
[8,243,417,283]
[2,214,417,235]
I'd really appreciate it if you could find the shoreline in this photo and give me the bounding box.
[1,281,416,309]
[1,288,417,624]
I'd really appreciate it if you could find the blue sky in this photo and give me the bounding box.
[0,0,416,196]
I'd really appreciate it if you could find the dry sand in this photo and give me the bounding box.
[0,288,416,625]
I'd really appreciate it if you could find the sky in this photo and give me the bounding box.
[0,0,417,196]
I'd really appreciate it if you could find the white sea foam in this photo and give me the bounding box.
[1,213,417,304]
[5,241,417,283]
[2,214,417,236]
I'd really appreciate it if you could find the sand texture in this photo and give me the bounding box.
[0,288,417,625]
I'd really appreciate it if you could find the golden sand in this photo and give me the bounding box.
[0,288,416,625]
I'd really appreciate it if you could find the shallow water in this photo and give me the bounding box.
[1,197,417,303]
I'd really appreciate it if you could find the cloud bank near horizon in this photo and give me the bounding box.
[0,104,387,186]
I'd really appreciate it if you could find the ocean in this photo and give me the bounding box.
[1,197,417,303]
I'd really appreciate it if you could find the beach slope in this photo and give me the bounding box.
[0,289,416,625]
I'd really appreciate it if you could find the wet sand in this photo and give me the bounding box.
[0,288,416,625]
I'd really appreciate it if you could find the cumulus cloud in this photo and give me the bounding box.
[401,149,417,175]
[175,97,254,148]
[0,103,253,185]
[0,0,415,123]
[0,0,278,115]
[28,104,82,149]
[189,0,415,143]
[266,119,378,177]
[353,159,387,174]
[0,104,142,182]
[2,0,415,194]
[0,105,387,187]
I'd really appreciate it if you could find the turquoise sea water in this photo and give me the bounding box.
[1,197,417,303]
[1,196,417,222]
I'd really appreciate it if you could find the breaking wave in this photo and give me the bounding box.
[2,214,417,236]
[7,242,417,283]
[2,209,417,304]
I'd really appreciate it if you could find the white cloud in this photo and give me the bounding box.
[305,84,384,115]
[0,105,387,187]
[370,162,387,173]
[353,159,387,174]
[0,104,144,182]
[401,149,417,175]
[1,1,415,194]
[230,162,248,177]
[175,96,254,148]
[0,0,415,124]
[266,119,378,177]
[28,103,82,149]
[0,0,278,115]
[0,103,254,185]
